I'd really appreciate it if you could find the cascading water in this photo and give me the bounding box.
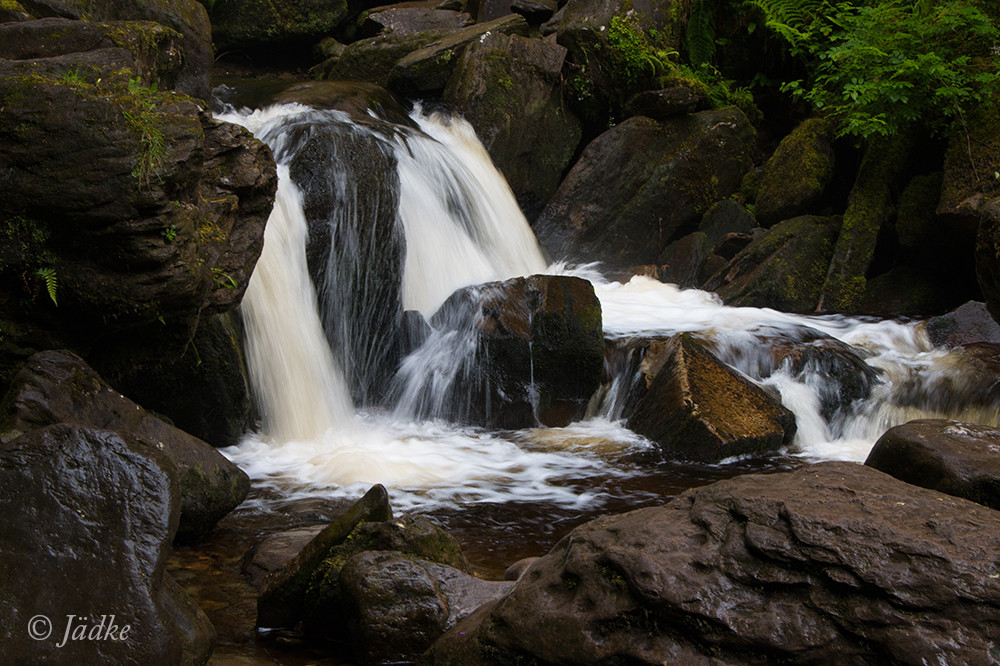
[218,95,1000,565]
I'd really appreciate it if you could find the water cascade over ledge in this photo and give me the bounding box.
[218,98,1000,523]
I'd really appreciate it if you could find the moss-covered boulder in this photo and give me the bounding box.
[975,196,1000,325]
[443,31,582,219]
[755,117,836,227]
[534,108,755,271]
[387,13,530,96]
[939,98,1000,243]
[310,29,447,85]
[0,50,276,390]
[657,231,720,288]
[859,265,957,317]
[57,0,212,101]
[209,0,349,61]
[704,215,841,313]
[625,334,796,462]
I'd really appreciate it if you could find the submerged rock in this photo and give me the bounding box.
[0,350,250,542]
[866,419,1000,511]
[0,424,215,664]
[534,109,755,271]
[625,334,796,462]
[426,461,1000,665]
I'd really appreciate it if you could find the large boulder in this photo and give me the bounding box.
[0,424,215,664]
[625,334,796,462]
[534,108,755,271]
[704,215,842,313]
[925,301,1000,348]
[0,51,276,385]
[443,31,582,219]
[361,6,473,37]
[209,0,349,61]
[0,350,250,542]
[754,118,836,227]
[866,419,1000,511]
[975,196,1000,325]
[310,29,447,84]
[426,274,604,428]
[339,551,514,664]
[426,461,1000,666]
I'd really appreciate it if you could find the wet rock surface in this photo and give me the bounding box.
[0,424,214,665]
[0,350,250,542]
[425,461,1000,666]
[866,419,1000,510]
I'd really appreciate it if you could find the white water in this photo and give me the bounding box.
[219,101,1000,513]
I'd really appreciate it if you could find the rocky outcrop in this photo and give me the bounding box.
[310,30,447,84]
[754,118,836,227]
[704,215,842,313]
[210,0,349,60]
[0,48,276,386]
[975,196,1000,325]
[866,419,1000,511]
[444,31,582,219]
[429,274,604,428]
[426,461,1000,666]
[0,350,250,542]
[0,424,215,664]
[361,6,473,37]
[925,301,1000,348]
[534,109,755,271]
[625,334,796,462]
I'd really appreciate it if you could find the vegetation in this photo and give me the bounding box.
[122,77,168,186]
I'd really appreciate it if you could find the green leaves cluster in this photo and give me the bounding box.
[755,0,1000,139]
[122,77,168,186]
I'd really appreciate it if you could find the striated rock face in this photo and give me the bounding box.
[0,424,215,664]
[625,334,796,462]
[444,31,582,220]
[534,109,755,271]
[425,461,1000,666]
[866,419,1000,511]
[0,350,250,542]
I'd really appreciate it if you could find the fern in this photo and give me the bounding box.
[686,0,718,67]
[743,0,829,50]
[35,267,57,306]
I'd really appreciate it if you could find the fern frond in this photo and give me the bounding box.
[743,0,828,47]
[686,0,718,67]
[35,267,57,306]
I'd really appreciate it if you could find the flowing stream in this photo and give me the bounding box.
[217,99,1000,573]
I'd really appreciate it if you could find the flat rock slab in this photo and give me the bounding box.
[426,461,1000,666]
[866,418,1000,510]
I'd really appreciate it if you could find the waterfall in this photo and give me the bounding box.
[219,96,1000,513]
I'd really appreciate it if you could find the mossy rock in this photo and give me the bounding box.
[210,0,349,55]
[755,118,836,227]
[310,30,447,85]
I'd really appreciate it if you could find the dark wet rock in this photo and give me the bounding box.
[387,13,530,96]
[210,0,348,60]
[444,31,581,218]
[0,0,32,21]
[429,274,604,428]
[534,109,755,271]
[301,515,472,645]
[622,86,699,120]
[866,419,1000,511]
[939,99,1000,245]
[257,484,393,629]
[503,557,539,581]
[625,334,796,462]
[896,172,946,262]
[426,461,1000,666]
[0,17,184,89]
[0,423,215,664]
[510,0,555,23]
[860,265,957,317]
[755,118,836,227]
[975,196,1000,326]
[0,57,276,376]
[0,350,250,542]
[401,310,433,356]
[657,232,717,289]
[362,6,473,36]
[242,525,326,588]
[705,215,841,313]
[926,301,1000,348]
[339,551,513,664]
[698,199,757,246]
[712,231,755,261]
[287,119,404,406]
[57,0,213,101]
[92,312,255,449]
[310,30,447,85]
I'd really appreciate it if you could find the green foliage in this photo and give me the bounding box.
[606,13,675,88]
[754,0,1000,139]
[162,223,178,243]
[122,77,168,186]
[686,0,719,67]
[34,267,57,307]
[211,268,238,291]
